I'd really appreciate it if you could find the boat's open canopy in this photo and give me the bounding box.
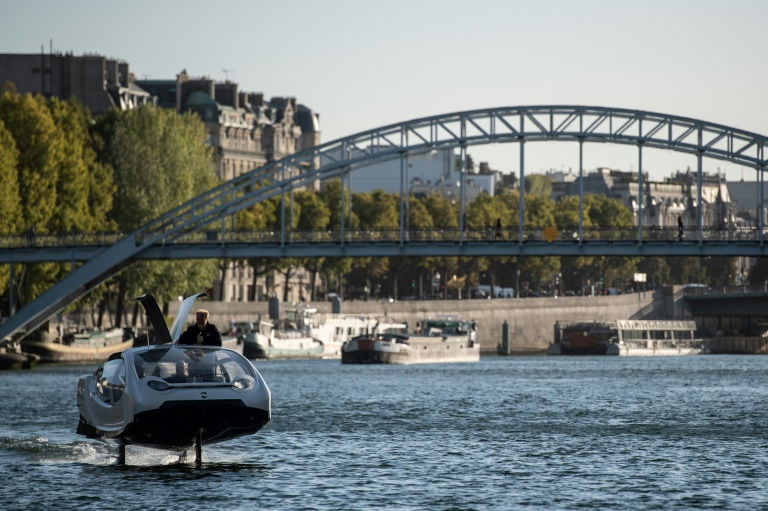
[130,345,255,384]
[134,292,207,344]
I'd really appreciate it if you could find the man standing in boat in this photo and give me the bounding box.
[179,309,222,346]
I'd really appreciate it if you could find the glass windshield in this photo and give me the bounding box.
[133,346,255,384]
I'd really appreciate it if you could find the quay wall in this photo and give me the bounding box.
[706,337,768,354]
[165,289,669,355]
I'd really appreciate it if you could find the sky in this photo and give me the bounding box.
[2,0,767,182]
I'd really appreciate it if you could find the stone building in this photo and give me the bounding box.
[323,146,500,201]
[0,51,152,113]
[726,181,768,227]
[1,52,322,304]
[555,167,736,228]
[136,71,322,303]
[137,70,321,182]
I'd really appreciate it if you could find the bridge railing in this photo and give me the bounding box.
[0,226,764,250]
[683,284,768,296]
[0,232,125,249]
[130,225,768,245]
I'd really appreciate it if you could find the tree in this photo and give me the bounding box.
[638,257,670,289]
[0,118,21,234]
[583,194,639,289]
[295,189,331,231]
[667,257,703,285]
[105,106,219,312]
[236,195,281,300]
[0,118,21,303]
[0,92,65,306]
[0,92,62,229]
[525,174,552,198]
[422,192,458,228]
[352,189,399,230]
[291,190,332,300]
[463,193,500,291]
[554,196,594,292]
[351,190,400,295]
[319,178,359,230]
[703,256,738,287]
[407,196,438,298]
[47,97,103,232]
[420,194,459,298]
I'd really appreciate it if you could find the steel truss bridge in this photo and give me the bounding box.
[2,105,768,341]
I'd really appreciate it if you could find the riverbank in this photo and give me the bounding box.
[46,288,680,356]
[168,290,668,355]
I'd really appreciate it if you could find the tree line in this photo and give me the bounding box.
[0,85,218,320]
[0,85,749,325]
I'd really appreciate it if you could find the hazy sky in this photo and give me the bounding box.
[2,0,766,181]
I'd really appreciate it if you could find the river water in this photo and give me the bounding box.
[1,355,767,510]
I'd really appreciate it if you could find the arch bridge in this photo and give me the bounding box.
[2,105,768,340]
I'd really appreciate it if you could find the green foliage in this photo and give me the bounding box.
[108,106,216,230]
[0,118,20,295]
[585,194,634,228]
[238,196,279,231]
[495,190,520,227]
[702,257,737,287]
[295,189,330,229]
[105,105,219,302]
[667,257,704,285]
[554,195,591,229]
[638,257,670,287]
[0,91,61,230]
[464,193,497,229]
[0,92,75,307]
[421,193,458,228]
[48,97,116,232]
[353,190,399,229]
[408,196,434,230]
[319,178,359,229]
[524,174,552,197]
[0,118,21,234]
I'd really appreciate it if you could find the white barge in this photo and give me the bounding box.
[548,319,703,356]
[341,316,478,365]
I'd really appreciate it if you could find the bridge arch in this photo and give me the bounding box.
[3,105,768,340]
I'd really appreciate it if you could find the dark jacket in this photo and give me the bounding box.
[178,323,222,346]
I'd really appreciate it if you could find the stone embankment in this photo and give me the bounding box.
[167,289,670,355]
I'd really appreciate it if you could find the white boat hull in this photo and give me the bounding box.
[619,345,702,356]
[243,332,324,360]
[342,334,479,365]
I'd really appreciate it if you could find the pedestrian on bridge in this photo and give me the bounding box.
[677,216,684,241]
